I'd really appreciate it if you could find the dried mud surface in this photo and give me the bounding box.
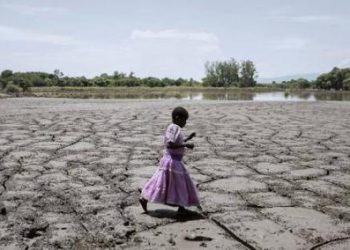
[0,98,350,250]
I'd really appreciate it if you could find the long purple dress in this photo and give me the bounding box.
[141,123,200,207]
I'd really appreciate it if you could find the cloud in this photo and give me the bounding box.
[0,25,79,46]
[270,38,309,50]
[1,3,66,15]
[267,14,343,24]
[130,29,219,43]
[289,15,333,23]
[130,29,221,54]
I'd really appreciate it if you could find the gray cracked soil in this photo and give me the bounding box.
[0,98,350,249]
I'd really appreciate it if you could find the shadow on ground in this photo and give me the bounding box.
[146,209,204,222]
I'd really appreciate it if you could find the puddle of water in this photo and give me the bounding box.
[181,93,204,101]
[180,91,350,101]
[34,89,350,101]
[252,92,316,102]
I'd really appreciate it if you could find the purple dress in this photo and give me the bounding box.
[141,123,200,207]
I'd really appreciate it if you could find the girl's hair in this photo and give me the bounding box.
[172,106,189,120]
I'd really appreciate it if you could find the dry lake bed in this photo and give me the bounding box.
[0,98,350,250]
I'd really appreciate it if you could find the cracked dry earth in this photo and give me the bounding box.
[0,98,350,250]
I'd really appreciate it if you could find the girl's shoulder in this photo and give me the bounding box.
[167,123,181,131]
[166,123,181,134]
[165,123,182,141]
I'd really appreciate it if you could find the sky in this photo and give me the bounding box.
[0,0,349,80]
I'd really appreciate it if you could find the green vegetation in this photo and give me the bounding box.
[0,69,200,93]
[4,83,21,94]
[315,67,350,90]
[1,62,350,96]
[30,86,283,99]
[261,67,350,90]
[202,58,257,87]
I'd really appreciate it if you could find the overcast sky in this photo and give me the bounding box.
[0,0,349,80]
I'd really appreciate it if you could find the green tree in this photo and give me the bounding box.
[0,70,14,89]
[13,76,32,92]
[174,78,186,87]
[142,77,164,87]
[80,77,92,87]
[113,71,126,80]
[113,78,141,87]
[239,60,257,87]
[315,73,330,89]
[343,73,350,90]
[54,69,64,78]
[94,77,111,87]
[298,79,311,89]
[5,83,21,94]
[162,77,176,86]
[203,58,240,87]
[1,70,13,78]
[330,67,343,90]
[315,67,350,90]
[128,72,135,78]
[31,75,47,87]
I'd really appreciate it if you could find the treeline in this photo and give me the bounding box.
[0,69,200,93]
[264,67,350,90]
[0,57,258,93]
[202,58,257,87]
[1,63,350,94]
[202,58,350,90]
[314,67,350,90]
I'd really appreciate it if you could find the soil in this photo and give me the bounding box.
[0,98,349,249]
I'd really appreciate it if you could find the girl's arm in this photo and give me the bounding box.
[167,141,194,149]
[184,132,196,142]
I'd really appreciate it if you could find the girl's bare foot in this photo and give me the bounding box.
[139,197,148,213]
[177,206,191,216]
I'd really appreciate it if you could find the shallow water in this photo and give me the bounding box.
[181,91,350,101]
[33,89,350,101]
[252,92,316,101]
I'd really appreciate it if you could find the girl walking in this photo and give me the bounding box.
[139,106,200,215]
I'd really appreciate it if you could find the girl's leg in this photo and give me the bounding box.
[137,188,148,214]
[139,197,148,213]
[138,188,148,213]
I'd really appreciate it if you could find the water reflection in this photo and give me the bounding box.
[313,92,350,101]
[41,89,350,101]
[180,91,308,101]
[252,92,316,101]
[184,91,255,101]
[181,93,203,100]
[180,91,350,101]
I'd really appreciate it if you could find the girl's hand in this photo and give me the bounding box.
[189,132,196,139]
[185,132,196,142]
[186,143,194,149]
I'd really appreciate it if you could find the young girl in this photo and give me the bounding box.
[139,106,200,215]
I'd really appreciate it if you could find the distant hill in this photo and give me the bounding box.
[258,73,319,84]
